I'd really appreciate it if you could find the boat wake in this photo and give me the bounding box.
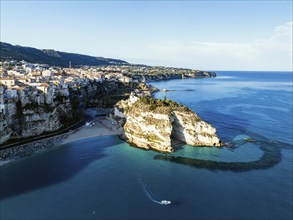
[140,178,171,205]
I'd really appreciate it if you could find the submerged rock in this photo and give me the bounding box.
[111,94,222,152]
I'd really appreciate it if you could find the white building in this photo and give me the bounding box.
[0,78,15,87]
[42,70,53,77]
[37,83,50,94]
[7,70,19,76]
[120,76,133,83]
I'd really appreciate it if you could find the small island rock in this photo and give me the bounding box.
[110,94,222,152]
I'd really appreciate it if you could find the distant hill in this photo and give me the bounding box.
[0,42,128,67]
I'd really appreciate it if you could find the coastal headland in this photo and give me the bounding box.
[0,47,220,161]
[110,94,222,152]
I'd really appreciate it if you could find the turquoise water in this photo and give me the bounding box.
[0,71,292,220]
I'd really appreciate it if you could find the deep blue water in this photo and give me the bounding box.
[0,71,292,220]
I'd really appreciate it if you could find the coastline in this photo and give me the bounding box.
[60,117,122,145]
[0,116,122,166]
[0,73,217,164]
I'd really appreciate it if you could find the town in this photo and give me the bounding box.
[0,59,216,146]
[0,59,216,114]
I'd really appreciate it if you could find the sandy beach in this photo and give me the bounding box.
[61,117,122,145]
[0,109,122,164]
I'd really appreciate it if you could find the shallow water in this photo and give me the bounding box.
[0,71,292,220]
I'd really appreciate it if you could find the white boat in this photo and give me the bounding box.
[161,200,171,205]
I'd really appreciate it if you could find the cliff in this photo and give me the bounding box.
[129,71,216,82]
[0,80,153,146]
[15,105,68,138]
[111,95,222,152]
[0,115,12,144]
[0,93,73,145]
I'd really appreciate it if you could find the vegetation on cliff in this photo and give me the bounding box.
[130,96,191,114]
[114,95,222,152]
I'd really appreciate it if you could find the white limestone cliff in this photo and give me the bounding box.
[0,99,73,145]
[111,94,222,152]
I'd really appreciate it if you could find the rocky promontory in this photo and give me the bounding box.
[128,70,217,82]
[110,94,222,152]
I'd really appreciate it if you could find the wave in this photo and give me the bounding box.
[140,178,169,205]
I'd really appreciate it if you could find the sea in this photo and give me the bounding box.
[0,71,292,220]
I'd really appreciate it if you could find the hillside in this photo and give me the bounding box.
[0,42,128,67]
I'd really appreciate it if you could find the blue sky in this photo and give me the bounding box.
[1,0,292,71]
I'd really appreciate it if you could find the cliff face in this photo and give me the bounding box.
[171,111,220,147]
[130,71,217,82]
[0,103,16,144]
[0,116,12,144]
[123,111,173,152]
[18,108,62,138]
[0,97,73,145]
[112,95,222,152]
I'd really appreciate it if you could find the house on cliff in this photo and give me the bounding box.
[0,78,15,87]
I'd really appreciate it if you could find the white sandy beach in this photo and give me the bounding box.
[61,117,122,145]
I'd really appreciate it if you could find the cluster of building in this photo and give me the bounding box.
[0,61,132,115]
[0,60,204,115]
[0,61,71,115]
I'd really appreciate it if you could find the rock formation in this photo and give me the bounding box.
[111,94,222,152]
[0,115,12,144]
[0,94,73,145]
[130,71,217,82]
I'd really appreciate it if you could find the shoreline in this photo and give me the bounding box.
[0,118,85,150]
[0,74,215,149]
[0,74,217,164]
[0,116,122,165]
[60,117,122,145]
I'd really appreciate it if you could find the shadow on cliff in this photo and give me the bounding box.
[0,135,122,200]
